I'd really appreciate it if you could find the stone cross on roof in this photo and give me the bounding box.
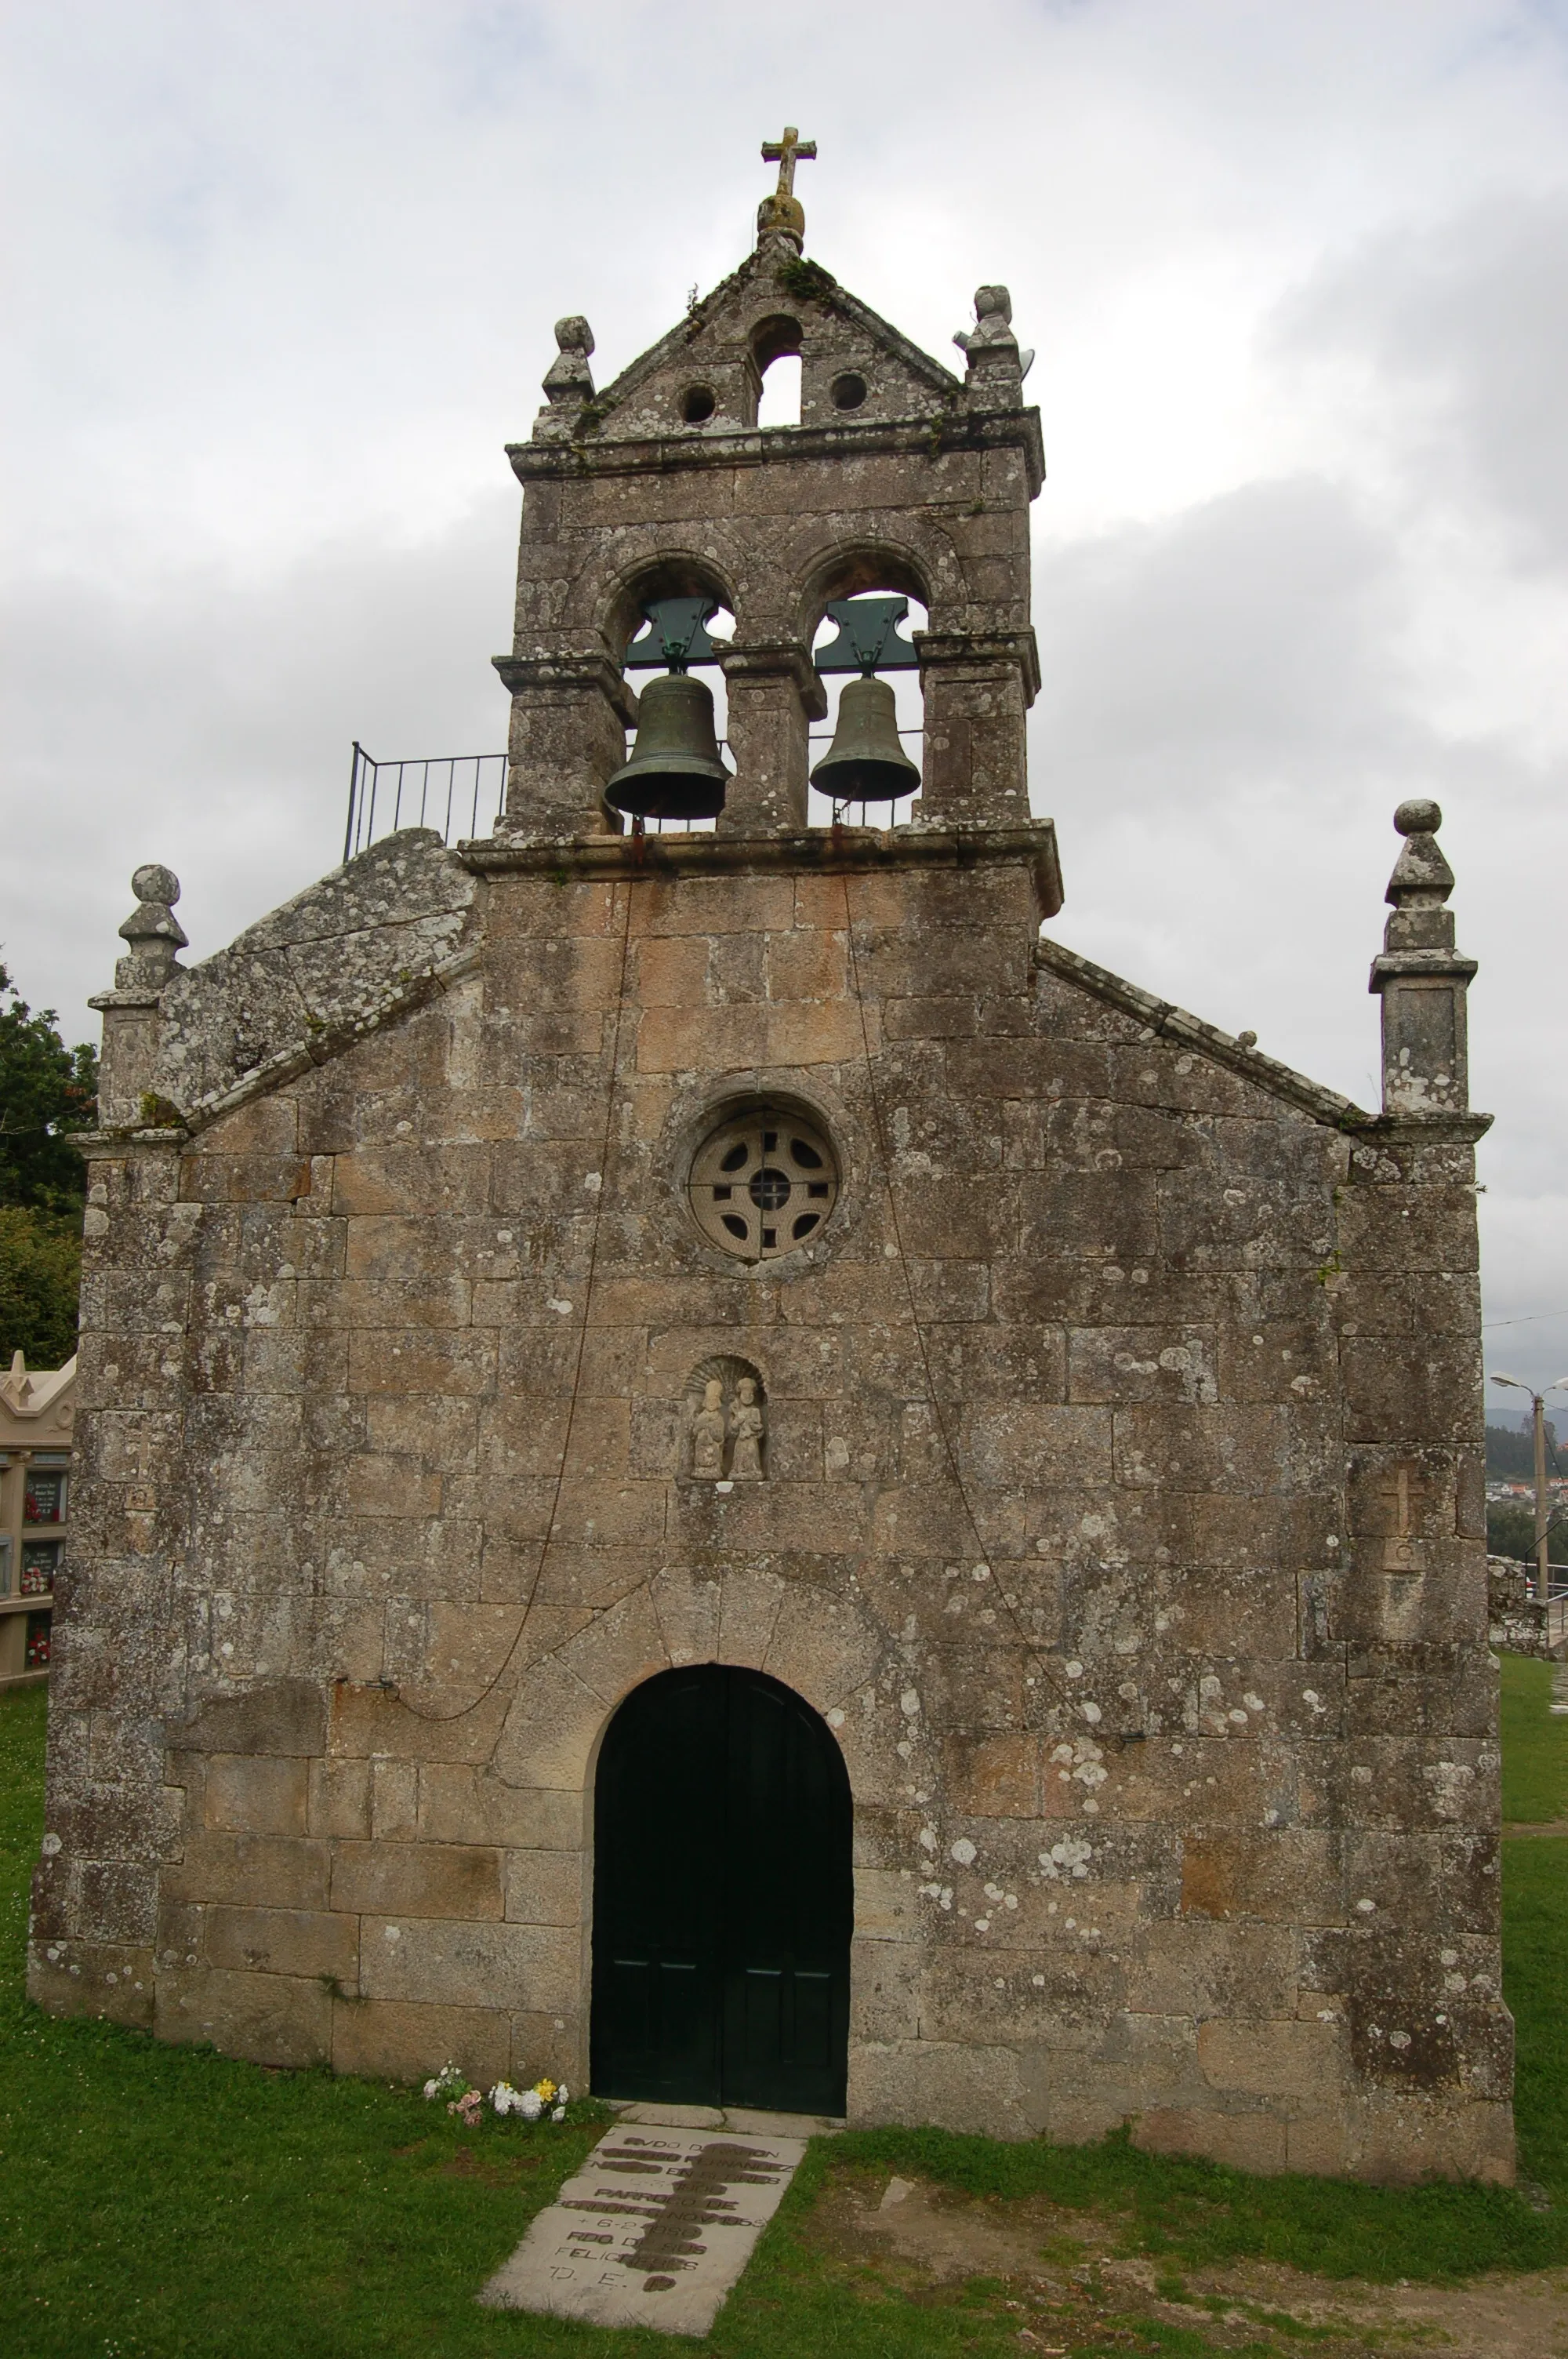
[762,125,816,198]
[757,126,816,247]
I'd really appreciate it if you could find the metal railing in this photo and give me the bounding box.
[343,744,508,862]
[341,729,926,860]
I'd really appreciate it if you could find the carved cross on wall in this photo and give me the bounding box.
[1379,1463,1424,1572]
[762,126,816,199]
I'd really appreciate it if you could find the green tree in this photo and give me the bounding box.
[0,1206,85,1366]
[0,961,97,1367]
[1489,1499,1568,1568]
[1487,1420,1561,1478]
[0,960,98,1213]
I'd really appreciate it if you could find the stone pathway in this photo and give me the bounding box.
[478,2122,808,2336]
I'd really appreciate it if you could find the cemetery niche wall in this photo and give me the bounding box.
[31,152,1508,2183]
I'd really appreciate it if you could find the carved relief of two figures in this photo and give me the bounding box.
[689,1370,765,1481]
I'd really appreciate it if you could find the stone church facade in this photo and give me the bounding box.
[32,164,1508,2182]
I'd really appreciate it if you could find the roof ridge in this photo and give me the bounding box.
[1033,933,1370,1131]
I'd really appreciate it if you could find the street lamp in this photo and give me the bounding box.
[1491,1372,1568,1602]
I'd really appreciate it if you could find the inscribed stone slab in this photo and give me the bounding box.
[478,2125,806,2336]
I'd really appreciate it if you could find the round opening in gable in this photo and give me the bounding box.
[829,373,867,412]
[688,1105,840,1262]
[681,384,717,425]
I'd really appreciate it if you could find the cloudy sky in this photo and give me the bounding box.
[4,0,1566,1396]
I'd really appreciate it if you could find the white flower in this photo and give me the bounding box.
[422,2079,439,2100]
[551,2105,566,2122]
[556,2086,569,2105]
[519,2088,543,2121]
[489,2081,520,2116]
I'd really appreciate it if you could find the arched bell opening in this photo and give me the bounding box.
[751,312,804,430]
[808,589,928,832]
[757,354,803,430]
[605,563,737,837]
[589,1663,852,2115]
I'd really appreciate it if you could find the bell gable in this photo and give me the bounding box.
[540,250,966,448]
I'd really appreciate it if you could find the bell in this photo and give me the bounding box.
[605,671,729,821]
[809,674,921,804]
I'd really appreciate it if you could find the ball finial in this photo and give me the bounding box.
[1393,798,1441,838]
[131,863,180,906]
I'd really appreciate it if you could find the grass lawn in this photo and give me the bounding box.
[1497,1648,1568,2206]
[1500,1648,1568,1823]
[2,1668,1567,2355]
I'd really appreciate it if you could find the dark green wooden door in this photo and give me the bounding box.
[590,1665,852,2114]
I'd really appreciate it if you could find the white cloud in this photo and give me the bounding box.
[1274,193,1568,568]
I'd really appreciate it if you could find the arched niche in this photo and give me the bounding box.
[683,1354,768,1481]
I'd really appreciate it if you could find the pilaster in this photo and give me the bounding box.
[89,865,187,1129]
[1369,799,1477,1118]
[717,640,827,836]
[913,631,1039,828]
[492,649,636,841]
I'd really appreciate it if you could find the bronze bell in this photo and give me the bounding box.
[809,674,921,804]
[605,671,729,821]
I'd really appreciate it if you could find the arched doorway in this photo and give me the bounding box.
[590,1665,852,2115]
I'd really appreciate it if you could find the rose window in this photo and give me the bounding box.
[688,1107,839,1261]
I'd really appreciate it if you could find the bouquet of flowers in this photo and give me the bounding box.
[421,2061,569,2124]
[421,2062,483,2125]
[490,2077,569,2124]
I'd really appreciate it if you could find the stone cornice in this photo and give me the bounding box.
[1368,949,1480,987]
[461,820,1065,919]
[718,638,830,722]
[77,940,487,1147]
[1032,935,1374,1132]
[491,649,639,725]
[87,987,165,1013]
[73,1129,191,1157]
[508,405,1047,500]
[1034,938,1494,1140]
[915,629,1042,702]
[1346,1110,1493,1145]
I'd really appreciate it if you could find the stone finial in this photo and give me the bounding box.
[757,125,815,254]
[954,285,1034,386]
[1369,799,1477,1118]
[540,316,596,412]
[1385,798,1454,911]
[114,864,187,991]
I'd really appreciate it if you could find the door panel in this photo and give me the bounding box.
[590,1667,726,2103]
[720,1674,851,2113]
[590,1665,851,2115]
